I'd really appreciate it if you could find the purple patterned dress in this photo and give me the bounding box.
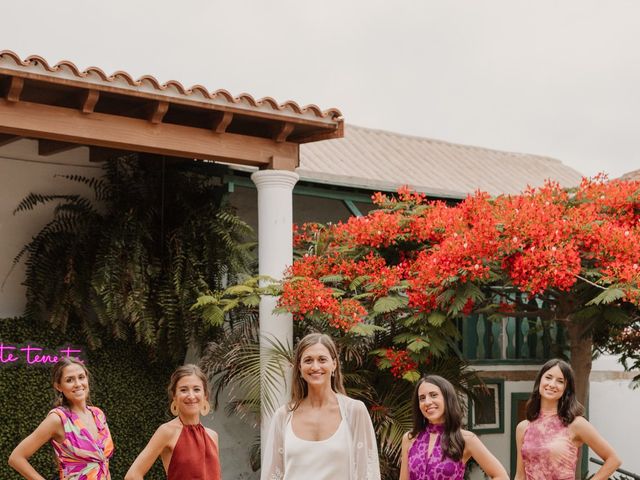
[408,423,465,480]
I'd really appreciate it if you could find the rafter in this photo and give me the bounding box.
[148,101,169,124]
[39,140,82,156]
[80,89,100,114]
[0,99,297,167]
[0,133,21,147]
[6,76,24,102]
[274,122,295,143]
[212,111,233,134]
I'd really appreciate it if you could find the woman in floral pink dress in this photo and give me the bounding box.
[515,359,621,480]
[9,357,114,479]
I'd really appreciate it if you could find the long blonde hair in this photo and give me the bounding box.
[289,333,346,411]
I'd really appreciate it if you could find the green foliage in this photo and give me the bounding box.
[0,317,173,479]
[9,154,254,362]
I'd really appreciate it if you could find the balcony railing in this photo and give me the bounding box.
[460,313,566,363]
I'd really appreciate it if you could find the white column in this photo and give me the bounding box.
[250,169,298,446]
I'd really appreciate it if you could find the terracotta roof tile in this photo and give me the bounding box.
[0,50,342,123]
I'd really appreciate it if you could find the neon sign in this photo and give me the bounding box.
[0,343,84,366]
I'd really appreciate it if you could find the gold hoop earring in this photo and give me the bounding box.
[170,401,179,416]
[200,400,211,416]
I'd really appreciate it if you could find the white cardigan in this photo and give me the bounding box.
[261,394,381,480]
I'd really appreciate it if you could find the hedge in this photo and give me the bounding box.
[0,317,174,479]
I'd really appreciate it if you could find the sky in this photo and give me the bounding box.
[2,0,639,179]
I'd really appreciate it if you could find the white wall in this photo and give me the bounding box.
[0,140,98,318]
[589,355,640,475]
[467,379,534,479]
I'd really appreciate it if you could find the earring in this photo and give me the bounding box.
[170,401,179,416]
[332,370,336,377]
[200,400,211,416]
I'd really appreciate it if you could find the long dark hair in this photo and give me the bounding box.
[526,358,584,425]
[51,357,91,408]
[410,375,465,461]
[289,333,346,411]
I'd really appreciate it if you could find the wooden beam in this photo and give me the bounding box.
[212,111,233,134]
[0,133,21,147]
[0,99,298,168]
[81,89,100,114]
[6,76,24,102]
[291,121,344,144]
[274,122,295,143]
[38,139,81,156]
[268,155,298,171]
[148,101,169,124]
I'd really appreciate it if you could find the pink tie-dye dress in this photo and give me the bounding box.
[49,406,114,480]
[521,412,578,480]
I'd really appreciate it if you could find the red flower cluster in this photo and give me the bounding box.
[278,277,366,331]
[384,348,418,378]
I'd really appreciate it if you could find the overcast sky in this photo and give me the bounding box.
[2,0,639,179]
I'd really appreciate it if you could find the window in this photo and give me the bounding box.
[468,379,504,433]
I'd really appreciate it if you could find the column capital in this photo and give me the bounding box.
[251,169,299,189]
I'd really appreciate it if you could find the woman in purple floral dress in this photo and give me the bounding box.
[399,375,507,480]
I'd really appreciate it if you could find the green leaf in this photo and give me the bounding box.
[572,305,601,320]
[202,305,224,326]
[349,323,385,336]
[352,292,375,300]
[586,288,625,305]
[193,295,217,308]
[402,370,421,383]
[320,274,344,283]
[224,285,255,296]
[220,298,240,313]
[407,337,430,352]
[373,295,409,314]
[241,294,261,307]
[377,358,392,369]
[349,275,370,290]
[428,312,447,327]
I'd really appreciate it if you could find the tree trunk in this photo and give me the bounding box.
[566,318,593,479]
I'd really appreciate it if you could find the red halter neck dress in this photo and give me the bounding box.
[167,422,220,480]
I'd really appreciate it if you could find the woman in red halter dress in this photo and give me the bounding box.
[125,364,221,480]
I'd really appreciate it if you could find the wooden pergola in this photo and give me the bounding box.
[0,50,344,443]
[0,50,343,167]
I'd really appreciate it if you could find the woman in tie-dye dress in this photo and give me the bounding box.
[9,357,114,479]
[399,375,508,480]
[515,359,620,480]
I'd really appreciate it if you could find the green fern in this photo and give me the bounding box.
[9,154,254,362]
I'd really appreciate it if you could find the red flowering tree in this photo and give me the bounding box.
[196,176,639,476]
[275,176,640,406]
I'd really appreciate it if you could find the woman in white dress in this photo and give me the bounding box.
[261,333,381,480]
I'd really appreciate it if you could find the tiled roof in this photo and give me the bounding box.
[298,125,584,198]
[0,50,342,124]
[621,169,640,181]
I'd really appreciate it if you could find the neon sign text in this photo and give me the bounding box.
[0,343,84,366]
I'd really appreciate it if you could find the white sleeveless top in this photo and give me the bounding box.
[282,402,350,479]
